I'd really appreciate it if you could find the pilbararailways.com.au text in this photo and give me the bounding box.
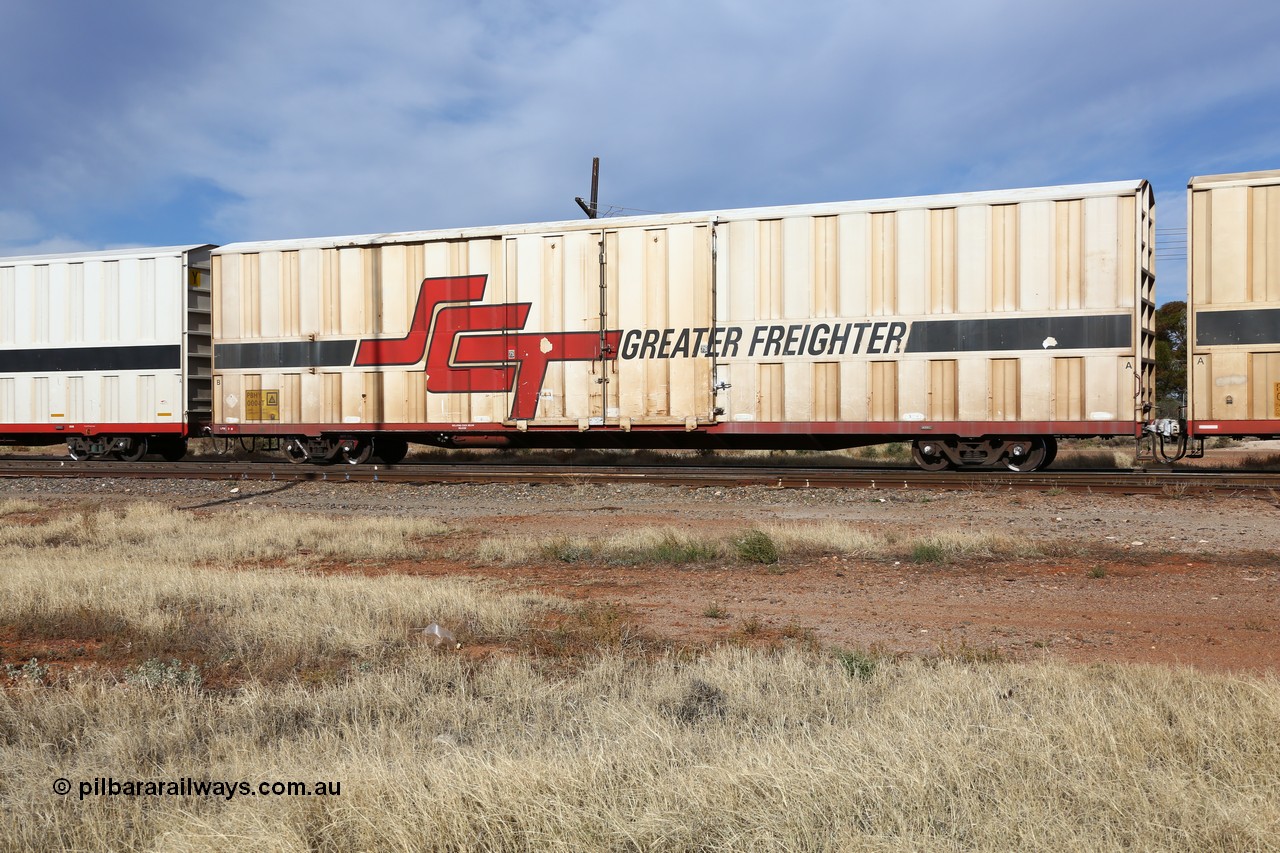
[55,776,341,801]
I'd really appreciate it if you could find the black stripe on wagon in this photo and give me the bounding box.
[1195,308,1280,347]
[904,314,1132,354]
[214,340,359,370]
[0,344,180,373]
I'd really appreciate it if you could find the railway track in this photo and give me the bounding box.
[0,457,1276,496]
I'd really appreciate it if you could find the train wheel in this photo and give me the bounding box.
[373,437,408,465]
[911,440,953,471]
[1004,438,1048,472]
[1041,437,1058,469]
[67,441,91,461]
[114,437,148,462]
[283,438,309,464]
[342,440,373,465]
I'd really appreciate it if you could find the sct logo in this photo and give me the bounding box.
[354,275,620,421]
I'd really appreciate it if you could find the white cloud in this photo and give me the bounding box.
[0,209,94,257]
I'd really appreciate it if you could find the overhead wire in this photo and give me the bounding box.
[1155,226,1186,261]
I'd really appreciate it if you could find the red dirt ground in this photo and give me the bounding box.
[374,552,1280,674]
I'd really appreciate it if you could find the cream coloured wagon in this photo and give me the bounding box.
[210,181,1155,470]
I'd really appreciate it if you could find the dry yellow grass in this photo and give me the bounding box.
[0,498,41,515]
[3,651,1279,851]
[0,503,557,683]
[475,523,1039,566]
[0,501,447,564]
[1,501,1278,851]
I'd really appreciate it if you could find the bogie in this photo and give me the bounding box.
[67,435,164,462]
[910,437,1056,472]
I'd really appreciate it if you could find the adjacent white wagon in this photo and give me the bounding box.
[1187,169,1280,443]
[0,245,213,460]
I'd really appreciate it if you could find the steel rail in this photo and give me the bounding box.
[0,458,1276,495]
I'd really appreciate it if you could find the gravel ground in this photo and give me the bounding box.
[4,475,1279,556]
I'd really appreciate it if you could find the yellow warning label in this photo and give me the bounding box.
[1274,382,1280,418]
[244,389,280,421]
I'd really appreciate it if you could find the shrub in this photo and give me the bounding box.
[4,658,49,685]
[123,659,203,691]
[664,678,727,724]
[911,542,947,564]
[836,649,878,682]
[736,529,779,564]
[650,532,720,565]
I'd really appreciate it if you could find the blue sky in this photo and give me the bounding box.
[2,1,1278,305]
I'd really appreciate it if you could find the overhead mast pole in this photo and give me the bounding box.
[576,158,613,387]
[575,156,600,219]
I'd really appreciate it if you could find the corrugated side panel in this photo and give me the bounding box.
[217,238,513,427]
[211,182,1148,434]
[1189,174,1280,423]
[712,187,1147,427]
[215,220,715,429]
[501,229,613,425]
[0,252,188,429]
[606,223,713,425]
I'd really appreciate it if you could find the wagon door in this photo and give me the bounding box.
[609,222,716,428]
[499,231,617,427]
[498,224,715,430]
